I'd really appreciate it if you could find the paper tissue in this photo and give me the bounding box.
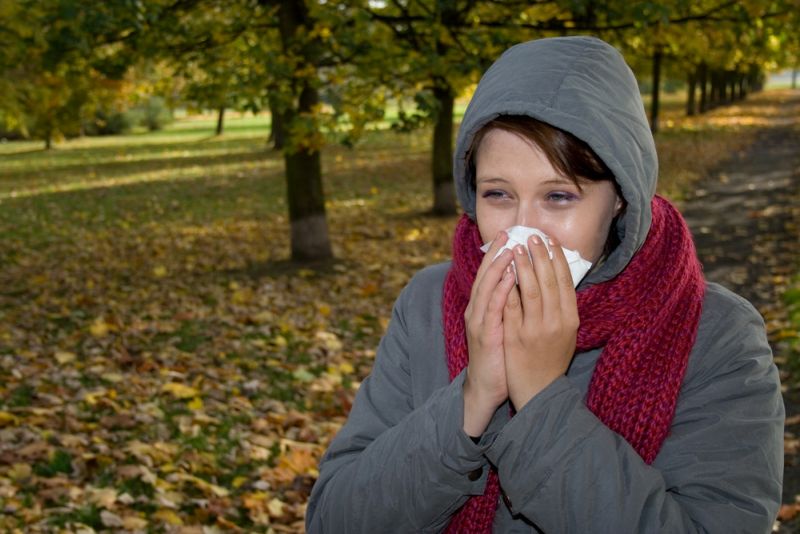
[480,226,592,288]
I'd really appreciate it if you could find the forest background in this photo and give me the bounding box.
[1,0,800,531]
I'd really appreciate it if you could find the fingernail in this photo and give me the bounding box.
[548,237,555,247]
[531,234,541,245]
[515,245,526,255]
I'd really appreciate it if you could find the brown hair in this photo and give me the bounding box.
[466,115,617,190]
[466,115,625,255]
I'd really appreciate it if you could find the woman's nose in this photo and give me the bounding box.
[515,204,538,228]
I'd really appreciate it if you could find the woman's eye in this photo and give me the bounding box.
[546,191,577,202]
[482,190,508,199]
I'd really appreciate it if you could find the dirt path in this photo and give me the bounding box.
[679,92,800,532]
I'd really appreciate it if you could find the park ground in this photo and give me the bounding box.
[1,89,799,532]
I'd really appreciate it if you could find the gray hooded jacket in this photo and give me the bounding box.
[306,36,784,533]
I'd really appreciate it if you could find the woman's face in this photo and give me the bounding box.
[475,128,623,265]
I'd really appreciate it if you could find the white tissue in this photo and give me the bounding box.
[480,226,592,288]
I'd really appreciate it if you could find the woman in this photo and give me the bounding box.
[306,36,784,532]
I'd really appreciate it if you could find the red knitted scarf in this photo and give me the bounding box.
[442,195,705,532]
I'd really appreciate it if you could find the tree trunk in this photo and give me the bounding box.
[686,67,697,116]
[792,68,797,89]
[215,106,225,135]
[268,94,285,150]
[284,90,332,262]
[709,70,720,109]
[275,0,332,262]
[650,48,662,134]
[727,72,736,103]
[43,122,53,149]
[698,63,708,113]
[431,83,456,215]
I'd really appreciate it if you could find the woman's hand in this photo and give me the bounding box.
[502,234,579,411]
[462,231,517,437]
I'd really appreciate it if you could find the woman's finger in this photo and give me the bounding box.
[486,265,516,328]
[471,248,513,322]
[527,234,561,321]
[470,231,510,303]
[548,236,579,321]
[511,242,543,319]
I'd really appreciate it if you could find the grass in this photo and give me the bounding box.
[0,88,797,531]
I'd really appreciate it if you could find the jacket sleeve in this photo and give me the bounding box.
[485,291,784,534]
[305,274,498,533]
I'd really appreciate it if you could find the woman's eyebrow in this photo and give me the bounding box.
[476,177,510,184]
[477,176,575,186]
[541,177,576,185]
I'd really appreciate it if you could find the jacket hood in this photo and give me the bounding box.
[454,36,657,287]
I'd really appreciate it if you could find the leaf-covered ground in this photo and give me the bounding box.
[0,91,794,532]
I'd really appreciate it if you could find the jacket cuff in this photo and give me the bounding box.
[484,376,601,513]
[428,370,494,494]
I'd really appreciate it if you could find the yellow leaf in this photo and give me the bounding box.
[339,362,355,375]
[161,382,199,399]
[272,335,287,348]
[0,411,18,427]
[242,491,269,509]
[317,303,331,316]
[187,397,203,411]
[8,463,31,481]
[315,331,342,352]
[267,497,285,518]
[251,310,274,324]
[172,473,229,497]
[54,350,76,364]
[232,288,253,304]
[153,509,183,526]
[88,487,118,508]
[152,265,168,278]
[90,317,111,337]
[232,476,249,489]
[122,516,148,530]
[101,372,123,383]
[84,389,107,406]
[271,448,318,484]
[370,186,379,195]
[404,228,422,241]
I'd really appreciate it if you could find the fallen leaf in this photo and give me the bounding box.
[162,382,199,399]
[90,317,111,337]
[268,497,285,518]
[779,503,800,521]
[54,350,76,364]
[101,509,124,528]
[153,509,184,526]
[0,411,18,427]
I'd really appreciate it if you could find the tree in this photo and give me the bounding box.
[0,0,147,147]
[138,0,382,261]
[364,0,518,215]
